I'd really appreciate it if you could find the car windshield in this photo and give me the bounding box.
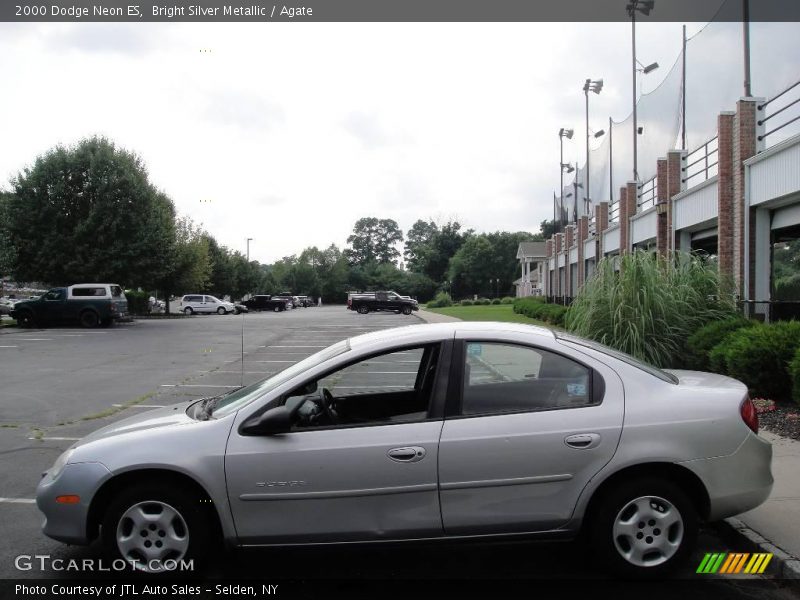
[210,339,351,418]
[555,332,679,384]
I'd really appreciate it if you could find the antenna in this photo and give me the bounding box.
[240,306,245,388]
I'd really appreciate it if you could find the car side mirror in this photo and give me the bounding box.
[241,406,294,436]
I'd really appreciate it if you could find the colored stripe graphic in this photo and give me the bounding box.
[697,552,773,575]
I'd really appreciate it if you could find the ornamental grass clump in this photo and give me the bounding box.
[564,251,735,368]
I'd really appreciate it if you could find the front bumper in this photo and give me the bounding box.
[36,462,112,545]
[679,431,773,521]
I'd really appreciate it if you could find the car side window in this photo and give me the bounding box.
[461,342,595,416]
[44,290,65,301]
[286,345,441,429]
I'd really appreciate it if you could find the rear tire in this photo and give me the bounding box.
[589,478,697,578]
[184,307,193,315]
[101,483,212,574]
[274,306,280,312]
[16,310,36,328]
[357,305,369,315]
[80,310,100,328]
[401,306,412,315]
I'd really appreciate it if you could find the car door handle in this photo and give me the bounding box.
[564,433,601,449]
[387,446,426,463]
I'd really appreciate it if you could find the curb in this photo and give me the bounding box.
[712,517,800,580]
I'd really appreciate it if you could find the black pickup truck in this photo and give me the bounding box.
[348,291,419,315]
[242,295,290,312]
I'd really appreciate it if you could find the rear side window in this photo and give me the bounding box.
[184,295,202,302]
[71,287,106,297]
[110,286,123,298]
[461,342,595,416]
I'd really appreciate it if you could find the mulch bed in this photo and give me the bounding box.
[754,398,800,441]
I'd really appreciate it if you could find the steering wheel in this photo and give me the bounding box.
[318,387,339,423]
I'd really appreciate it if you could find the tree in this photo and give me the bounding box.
[5,137,175,287]
[448,231,535,298]
[404,220,438,272]
[539,219,557,239]
[157,217,211,313]
[345,217,404,265]
[0,192,16,277]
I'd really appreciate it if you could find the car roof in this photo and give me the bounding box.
[347,321,554,350]
[68,283,118,287]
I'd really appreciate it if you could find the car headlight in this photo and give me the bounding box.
[49,448,75,480]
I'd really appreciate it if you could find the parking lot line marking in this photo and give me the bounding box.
[248,360,296,363]
[0,498,36,504]
[267,345,327,348]
[205,370,273,374]
[16,338,53,341]
[161,384,240,388]
[112,404,165,409]
[28,436,81,441]
[0,345,18,348]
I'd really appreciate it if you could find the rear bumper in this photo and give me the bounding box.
[679,431,773,521]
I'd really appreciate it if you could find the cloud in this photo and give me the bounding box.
[45,24,157,56]
[342,112,406,147]
[202,89,284,133]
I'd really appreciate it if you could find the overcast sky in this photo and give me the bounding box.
[1,19,796,264]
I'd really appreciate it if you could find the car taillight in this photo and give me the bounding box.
[740,395,759,434]
[109,302,117,313]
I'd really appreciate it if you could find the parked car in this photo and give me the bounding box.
[295,295,312,308]
[10,284,128,328]
[242,295,289,312]
[271,295,295,309]
[179,295,235,315]
[35,322,772,576]
[233,303,249,315]
[0,297,19,316]
[348,290,419,315]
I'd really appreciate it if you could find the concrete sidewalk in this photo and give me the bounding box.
[414,308,461,323]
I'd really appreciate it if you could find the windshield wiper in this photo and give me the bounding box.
[196,386,243,421]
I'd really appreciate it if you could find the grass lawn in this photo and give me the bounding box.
[423,304,554,327]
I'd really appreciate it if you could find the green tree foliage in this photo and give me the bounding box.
[5,137,175,287]
[539,219,557,239]
[156,217,211,311]
[447,231,534,298]
[0,192,16,277]
[345,217,404,265]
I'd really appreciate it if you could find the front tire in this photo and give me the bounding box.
[184,307,194,315]
[590,478,697,577]
[101,484,211,574]
[401,306,412,315]
[274,306,281,312]
[217,307,226,315]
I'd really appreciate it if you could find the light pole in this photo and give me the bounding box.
[627,0,655,182]
[246,238,253,262]
[559,128,574,231]
[583,78,604,217]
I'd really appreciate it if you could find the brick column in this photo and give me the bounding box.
[717,111,735,281]
[577,215,588,288]
[554,233,563,298]
[666,150,685,251]
[732,98,762,298]
[596,202,609,261]
[623,182,638,253]
[564,225,575,298]
[545,238,553,298]
[656,158,668,257]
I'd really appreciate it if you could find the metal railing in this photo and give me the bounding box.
[637,175,658,211]
[757,78,800,145]
[609,201,620,223]
[739,300,800,323]
[682,135,718,188]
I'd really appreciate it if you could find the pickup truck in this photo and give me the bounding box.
[348,291,419,315]
[242,295,290,312]
[10,283,129,328]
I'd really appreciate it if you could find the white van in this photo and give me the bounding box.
[180,294,235,315]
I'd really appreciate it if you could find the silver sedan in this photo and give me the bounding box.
[36,322,772,576]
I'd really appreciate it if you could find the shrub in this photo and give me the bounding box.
[460,299,474,306]
[501,296,514,304]
[125,290,151,315]
[512,297,567,326]
[476,298,491,306]
[513,296,545,314]
[426,292,453,308]
[686,316,757,371]
[711,321,800,402]
[791,347,800,405]
[491,298,502,305]
[564,251,736,368]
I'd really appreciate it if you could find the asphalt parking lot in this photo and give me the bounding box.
[0,307,797,595]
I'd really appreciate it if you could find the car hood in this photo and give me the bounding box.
[72,400,198,448]
[664,369,748,392]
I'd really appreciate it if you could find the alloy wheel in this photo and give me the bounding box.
[612,495,684,568]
